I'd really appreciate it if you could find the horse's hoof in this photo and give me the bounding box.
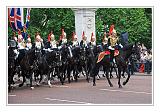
[93,83,96,86]
[49,85,53,88]
[86,79,90,83]
[30,87,34,90]
[123,82,126,85]
[110,84,113,87]
[36,83,40,86]
[19,84,23,87]
[119,85,122,88]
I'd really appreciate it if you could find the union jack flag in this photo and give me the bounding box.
[24,8,31,29]
[8,8,23,31]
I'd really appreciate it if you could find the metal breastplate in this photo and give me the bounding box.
[110,36,118,47]
[51,40,57,48]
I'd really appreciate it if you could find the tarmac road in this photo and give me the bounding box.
[8,73,152,105]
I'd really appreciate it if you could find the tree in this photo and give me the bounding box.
[8,8,152,48]
[8,8,75,42]
[96,8,152,48]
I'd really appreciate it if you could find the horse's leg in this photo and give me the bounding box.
[74,65,78,82]
[58,66,64,85]
[8,74,12,92]
[61,71,64,85]
[118,67,122,88]
[92,63,100,86]
[113,64,118,78]
[67,67,71,83]
[34,72,40,86]
[110,65,114,79]
[84,65,89,83]
[30,71,34,89]
[19,71,26,87]
[63,69,66,81]
[102,66,105,77]
[122,67,126,78]
[104,66,113,87]
[123,66,131,85]
[47,71,52,88]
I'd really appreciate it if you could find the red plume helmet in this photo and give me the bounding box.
[109,24,114,36]
[72,32,75,41]
[48,33,51,42]
[62,28,64,36]
[60,28,64,40]
[18,30,21,35]
[28,34,30,38]
[91,32,94,41]
[82,31,85,39]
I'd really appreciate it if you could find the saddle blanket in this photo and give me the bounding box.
[96,50,119,63]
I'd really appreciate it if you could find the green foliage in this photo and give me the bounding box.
[8,8,75,41]
[8,8,152,48]
[96,8,152,48]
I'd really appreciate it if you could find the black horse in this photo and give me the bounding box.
[77,46,90,82]
[66,46,80,83]
[34,48,65,87]
[18,48,37,89]
[92,43,140,88]
[8,46,17,92]
[86,46,96,80]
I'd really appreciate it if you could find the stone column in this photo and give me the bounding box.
[73,8,97,42]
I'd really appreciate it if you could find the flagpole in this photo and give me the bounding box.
[20,8,24,27]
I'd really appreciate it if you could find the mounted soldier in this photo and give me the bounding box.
[88,32,96,47]
[71,32,79,47]
[80,31,88,47]
[17,30,26,50]
[35,31,44,50]
[26,34,32,50]
[17,30,26,64]
[102,32,109,50]
[108,25,123,63]
[48,31,57,49]
[12,32,18,43]
[59,28,68,47]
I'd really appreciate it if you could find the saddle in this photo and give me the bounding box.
[96,50,119,63]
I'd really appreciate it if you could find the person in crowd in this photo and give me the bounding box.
[139,52,147,73]
[145,50,152,74]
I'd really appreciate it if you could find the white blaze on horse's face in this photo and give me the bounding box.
[13,49,19,59]
[133,44,135,48]
[68,46,73,58]
[60,52,62,62]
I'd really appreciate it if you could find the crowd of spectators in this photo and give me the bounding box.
[129,43,152,75]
